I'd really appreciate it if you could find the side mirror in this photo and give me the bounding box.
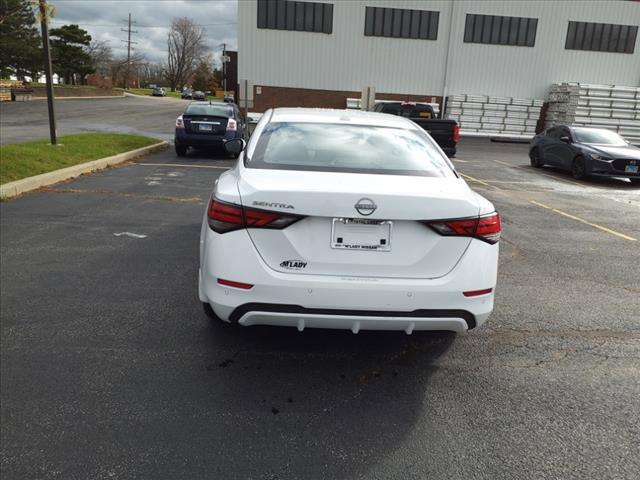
[224,138,245,155]
[560,136,571,143]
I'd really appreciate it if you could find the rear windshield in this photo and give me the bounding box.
[185,105,232,117]
[247,122,454,177]
[380,103,433,118]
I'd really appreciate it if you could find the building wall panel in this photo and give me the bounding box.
[238,0,640,101]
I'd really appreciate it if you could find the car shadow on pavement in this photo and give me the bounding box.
[536,166,640,189]
[180,148,233,161]
[203,319,455,479]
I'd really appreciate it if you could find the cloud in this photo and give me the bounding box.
[49,0,237,64]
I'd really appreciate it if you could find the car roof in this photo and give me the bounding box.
[269,108,414,129]
[188,101,229,106]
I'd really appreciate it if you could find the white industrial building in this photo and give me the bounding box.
[238,0,640,118]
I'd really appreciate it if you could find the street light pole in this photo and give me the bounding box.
[38,0,56,145]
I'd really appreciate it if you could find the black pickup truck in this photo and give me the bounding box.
[373,102,459,157]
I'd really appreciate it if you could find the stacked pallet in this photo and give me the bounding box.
[444,94,543,138]
[545,83,640,145]
[0,80,22,102]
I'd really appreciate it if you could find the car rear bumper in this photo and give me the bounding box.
[230,303,474,332]
[175,130,239,147]
[199,227,498,333]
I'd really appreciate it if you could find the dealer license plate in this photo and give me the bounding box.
[331,218,391,251]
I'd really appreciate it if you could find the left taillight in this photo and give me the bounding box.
[207,198,303,233]
[425,212,501,244]
[175,115,184,128]
[453,124,460,143]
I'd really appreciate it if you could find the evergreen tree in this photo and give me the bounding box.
[0,0,41,79]
[49,24,93,84]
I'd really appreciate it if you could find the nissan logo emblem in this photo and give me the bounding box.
[354,198,377,216]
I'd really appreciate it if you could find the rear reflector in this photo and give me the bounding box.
[426,212,501,244]
[218,278,254,290]
[463,288,493,297]
[207,197,304,233]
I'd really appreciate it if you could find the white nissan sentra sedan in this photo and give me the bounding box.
[199,108,500,334]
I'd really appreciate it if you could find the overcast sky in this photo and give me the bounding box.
[49,0,237,65]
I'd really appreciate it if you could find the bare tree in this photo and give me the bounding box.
[139,62,166,87]
[109,51,145,88]
[84,39,112,76]
[166,17,205,92]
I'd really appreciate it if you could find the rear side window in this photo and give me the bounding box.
[185,105,232,117]
[247,122,454,178]
[379,103,432,118]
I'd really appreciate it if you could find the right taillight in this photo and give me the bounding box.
[453,124,460,143]
[425,212,501,244]
[207,198,304,233]
[226,118,237,132]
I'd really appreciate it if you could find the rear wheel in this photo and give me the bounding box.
[175,143,188,157]
[529,148,543,168]
[571,156,587,180]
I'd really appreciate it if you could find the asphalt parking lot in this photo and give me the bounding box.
[1,100,639,479]
[0,95,186,144]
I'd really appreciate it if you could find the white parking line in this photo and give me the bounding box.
[138,163,231,170]
[530,200,637,242]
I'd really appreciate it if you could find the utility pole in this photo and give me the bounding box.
[121,13,137,89]
[38,0,56,145]
[222,43,227,94]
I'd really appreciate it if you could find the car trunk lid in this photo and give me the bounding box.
[237,169,480,279]
[183,115,228,135]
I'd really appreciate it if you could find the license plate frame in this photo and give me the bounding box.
[331,218,392,252]
[625,164,639,173]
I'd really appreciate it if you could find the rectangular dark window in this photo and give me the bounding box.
[565,21,637,53]
[463,13,537,47]
[257,0,333,34]
[364,6,438,40]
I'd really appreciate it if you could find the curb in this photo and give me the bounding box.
[123,92,186,101]
[30,94,126,100]
[0,141,168,199]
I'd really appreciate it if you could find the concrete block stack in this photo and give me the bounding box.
[545,83,640,145]
[444,94,543,138]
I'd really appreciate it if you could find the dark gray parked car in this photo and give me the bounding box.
[529,125,639,182]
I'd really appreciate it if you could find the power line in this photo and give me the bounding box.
[49,20,236,28]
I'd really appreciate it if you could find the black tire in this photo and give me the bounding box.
[175,143,188,157]
[630,178,640,184]
[202,302,222,322]
[529,148,543,168]
[571,156,587,180]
